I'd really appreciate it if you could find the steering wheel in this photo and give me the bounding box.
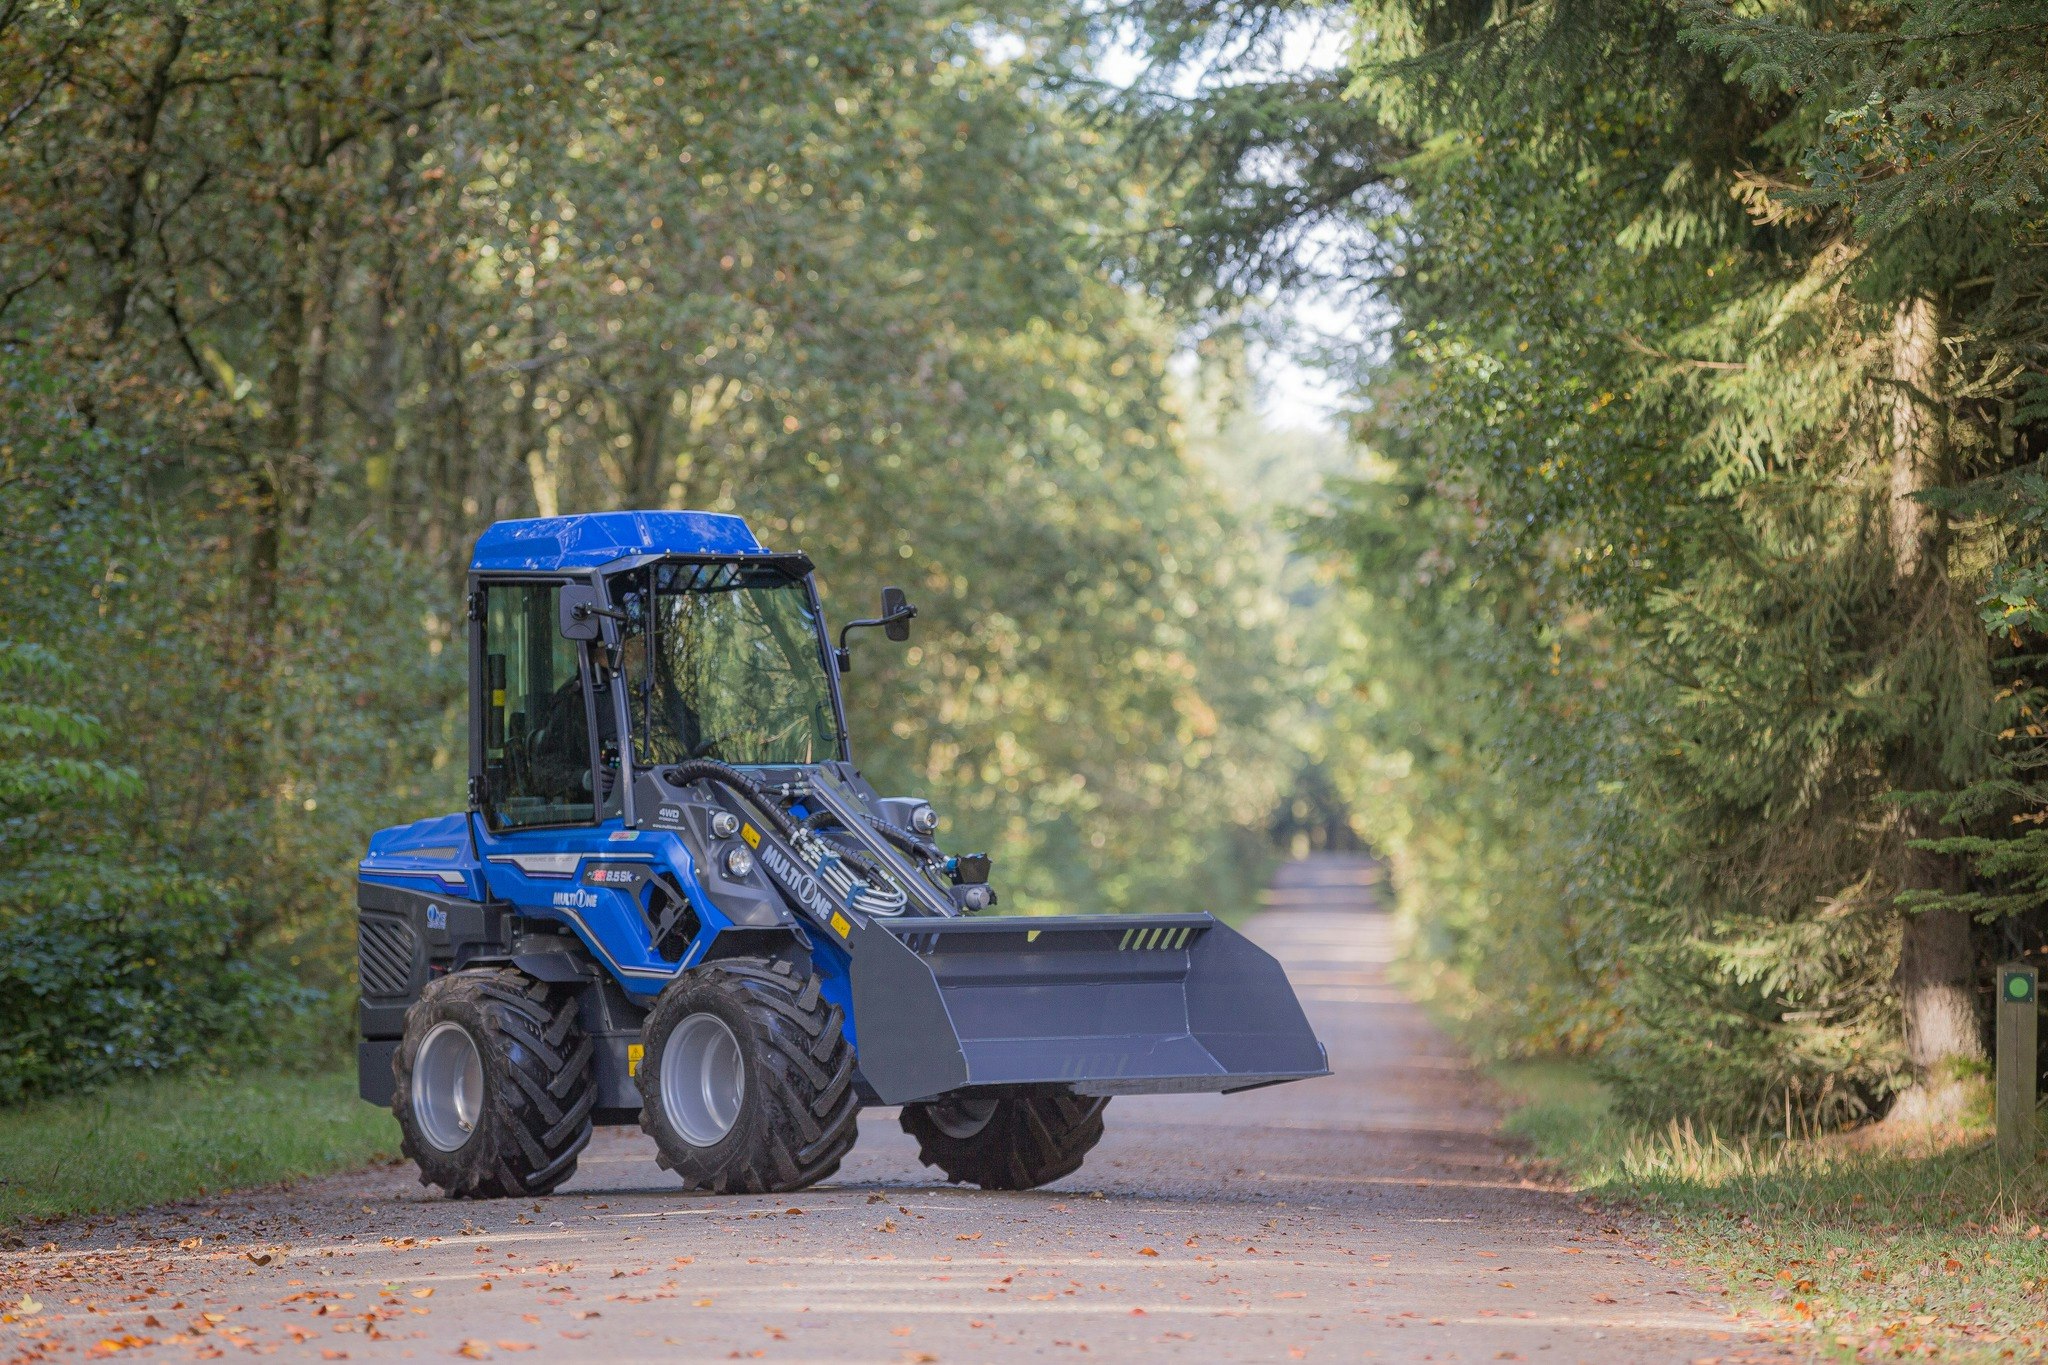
[686,732,734,760]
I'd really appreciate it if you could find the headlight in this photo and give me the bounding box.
[724,845,755,878]
[909,804,938,834]
[708,811,740,839]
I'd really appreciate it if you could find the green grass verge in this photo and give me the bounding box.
[0,1067,398,1229]
[1491,1058,2048,1362]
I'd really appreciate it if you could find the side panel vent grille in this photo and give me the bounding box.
[358,915,419,998]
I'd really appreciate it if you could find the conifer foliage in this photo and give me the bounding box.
[1126,0,2048,1124]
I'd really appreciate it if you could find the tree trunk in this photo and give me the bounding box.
[1883,292,1986,1123]
[96,9,188,348]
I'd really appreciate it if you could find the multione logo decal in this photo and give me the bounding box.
[759,842,833,920]
[552,888,599,910]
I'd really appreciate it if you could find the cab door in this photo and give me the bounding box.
[471,578,601,832]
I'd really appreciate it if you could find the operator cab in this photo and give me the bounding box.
[470,514,865,832]
[466,511,985,928]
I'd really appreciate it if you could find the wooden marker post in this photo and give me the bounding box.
[1997,963,2038,1163]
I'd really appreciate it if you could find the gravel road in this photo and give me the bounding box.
[3,856,1802,1363]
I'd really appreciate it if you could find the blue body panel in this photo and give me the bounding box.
[470,511,766,573]
[359,812,486,901]
[357,811,858,1044]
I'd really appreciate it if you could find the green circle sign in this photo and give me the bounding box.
[2007,973,2035,1002]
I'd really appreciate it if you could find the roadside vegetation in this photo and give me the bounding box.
[1491,1059,2048,1361]
[0,1068,392,1229]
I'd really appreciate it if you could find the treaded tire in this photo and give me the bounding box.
[900,1093,1109,1191]
[636,959,859,1194]
[392,967,596,1199]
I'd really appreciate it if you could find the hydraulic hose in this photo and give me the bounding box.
[657,760,802,841]
[661,759,887,883]
[862,814,944,864]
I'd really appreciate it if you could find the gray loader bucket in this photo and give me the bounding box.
[845,912,1329,1105]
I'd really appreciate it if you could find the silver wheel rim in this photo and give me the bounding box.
[930,1096,999,1140]
[661,1013,746,1147]
[413,1020,484,1153]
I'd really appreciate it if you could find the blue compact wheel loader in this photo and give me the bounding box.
[357,512,1326,1197]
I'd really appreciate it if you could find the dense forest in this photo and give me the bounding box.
[1127,0,2048,1126]
[6,0,2046,1136]
[0,1,1335,1098]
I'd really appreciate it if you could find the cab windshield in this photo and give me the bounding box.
[607,561,840,767]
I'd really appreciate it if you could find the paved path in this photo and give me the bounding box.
[3,856,1801,1362]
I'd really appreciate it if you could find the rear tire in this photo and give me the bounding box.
[636,959,859,1194]
[392,967,596,1199]
[900,1093,1109,1190]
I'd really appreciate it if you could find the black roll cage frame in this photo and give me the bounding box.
[467,552,852,832]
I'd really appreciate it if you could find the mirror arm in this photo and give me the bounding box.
[835,605,916,653]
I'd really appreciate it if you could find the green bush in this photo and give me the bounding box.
[0,639,303,1101]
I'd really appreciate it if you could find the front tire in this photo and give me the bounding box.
[900,1093,1109,1190]
[392,967,596,1199]
[636,959,859,1194]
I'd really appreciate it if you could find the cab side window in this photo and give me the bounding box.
[480,582,595,829]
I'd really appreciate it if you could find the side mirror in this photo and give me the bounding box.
[882,587,912,642]
[558,582,624,642]
[557,583,603,640]
[835,587,919,667]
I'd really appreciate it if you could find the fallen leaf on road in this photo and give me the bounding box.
[477,1282,493,1292]
[956,1233,983,1241]
[246,1253,272,1266]
[879,1219,898,1232]
[455,1342,490,1359]
[178,1239,203,1251]
[495,1342,535,1351]
[320,1352,346,1361]
[1498,1281,1516,1288]
[905,1355,938,1364]
[1130,1308,1146,1317]
[560,1331,587,1340]
[17,1297,40,1315]
[1591,1293,1616,1304]
[693,1299,713,1308]
[1139,1247,1159,1257]
[90,1336,153,1354]
[1289,1350,1307,1360]
[412,1288,434,1299]
[570,1311,600,1320]
[890,1326,911,1336]
[784,1208,804,1215]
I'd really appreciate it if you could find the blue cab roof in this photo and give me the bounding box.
[470,511,766,573]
